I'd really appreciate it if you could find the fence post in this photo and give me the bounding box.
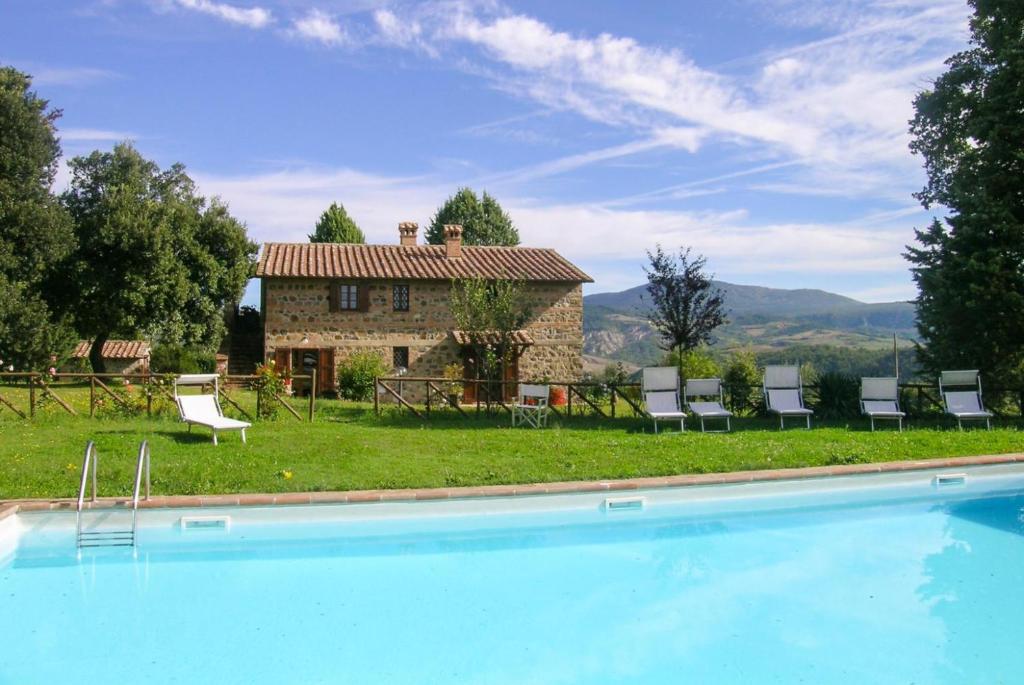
[309,370,316,422]
[28,374,35,418]
[610,384,616,418]
[373,377,379,416]
[255,384,262,421]
[146,374,152,417]
[567,383,572,417]
[89,376,96,417]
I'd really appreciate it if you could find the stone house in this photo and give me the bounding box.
[70,340,151,374]
[254,223,592,398]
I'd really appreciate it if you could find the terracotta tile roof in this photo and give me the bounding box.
[72,340,151,359]
[255,243,593,283]
[449,330,535,346]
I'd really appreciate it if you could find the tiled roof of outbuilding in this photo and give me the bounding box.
[72,340,151,359]
[255,243,592,283]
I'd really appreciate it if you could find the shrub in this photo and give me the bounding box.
[337,352,389,401]
[251,360,289,419]
[664,346,721,380]
[723,348,762,416]
[814,371,861,419]
[151,344,217,374]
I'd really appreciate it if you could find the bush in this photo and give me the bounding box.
[723,348,762,416]
[151,344,217,374]
[815,371,861,419]
[663,346,720,380]
[337,352,389,401]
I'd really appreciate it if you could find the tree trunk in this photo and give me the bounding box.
[89,332,108,374]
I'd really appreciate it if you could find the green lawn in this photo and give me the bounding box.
[0,398,1021,500]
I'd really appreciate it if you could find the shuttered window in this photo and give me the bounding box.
[339,285,358,310]
[329,282,370,312]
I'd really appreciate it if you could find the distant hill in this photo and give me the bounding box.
[583,281,917,367]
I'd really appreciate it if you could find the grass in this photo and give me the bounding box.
[0,393,1021,500]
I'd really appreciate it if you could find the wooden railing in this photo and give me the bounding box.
[0,372,316,421]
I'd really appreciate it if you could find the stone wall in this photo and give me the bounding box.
[262,278,584,397]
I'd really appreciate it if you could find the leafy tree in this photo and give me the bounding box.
[906,0,1024,384]
[723,348,762,416]
[61,143,257,371]
[644,245,727,377]
[450,277,531,396]
[308,202,365,244]
[426,188,519,246]
[0,67,77,369]
[663,346,720,380]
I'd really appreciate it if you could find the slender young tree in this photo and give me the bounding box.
[308,202,365,244]
[644,246,727,377]
[0,66,77,369]
[906,0,1024,383]
[426,188,519,246]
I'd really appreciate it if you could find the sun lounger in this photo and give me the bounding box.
[174,374,250,445]
[939,370,993,430]
[860,377,905,431]
[684,378,732,432]
[642,367,686,433]
[763,365,813,429]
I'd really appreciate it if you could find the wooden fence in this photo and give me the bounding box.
[375,376,1024,421]
[0,372,317,421]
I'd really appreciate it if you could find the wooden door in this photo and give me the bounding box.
[273,348,291,373]
[503,357,519,402]
[318,348,335,395]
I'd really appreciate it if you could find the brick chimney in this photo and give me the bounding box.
[443,224,463,259]
[398,221,418,247]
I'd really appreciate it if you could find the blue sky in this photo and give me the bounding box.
[2,0,970,304]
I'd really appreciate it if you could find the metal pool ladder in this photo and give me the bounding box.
[75,441,151,549]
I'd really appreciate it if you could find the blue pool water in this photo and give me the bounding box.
[2,473,1024,684]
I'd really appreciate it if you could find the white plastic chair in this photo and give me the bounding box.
[642,367,686,433]
[860,377,905,431]
[512,384,550,428]
[684,378,732,432]
[763,366,813,430]
[939,370,993,430]
[174,374,251,445]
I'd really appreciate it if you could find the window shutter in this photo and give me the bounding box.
[357,284,371,312]
[328,281,339,312]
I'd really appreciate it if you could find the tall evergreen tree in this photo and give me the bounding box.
[308,202,365,243]
[61,143,257,371]
[906,0,1024,383]
[425,188,519,246]
[644,246,727,377]
[0,66,76,370]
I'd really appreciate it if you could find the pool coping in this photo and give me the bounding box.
[2,452,1023,519]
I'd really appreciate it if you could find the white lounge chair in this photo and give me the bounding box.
[512,384,550,428]
[174,374,250,445]
[860,377,905,431]
[763,365,813,429]
[939,370,993,430]
[684,378,732,432]
[642,367,686,433]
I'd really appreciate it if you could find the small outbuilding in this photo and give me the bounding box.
[71,340,151,374]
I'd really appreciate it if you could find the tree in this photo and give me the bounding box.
[426,188,519,246]
[0,66,77,370]
[449,277,531,397]
[61,143,257,371]
[906,0,1024,383]
[643,246,727,377]
[308,202,365,244]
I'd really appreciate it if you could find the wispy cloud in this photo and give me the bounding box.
[175,0,272,29]
[289,9,346,46]
[30,66,121,87]
[60,127,137,142]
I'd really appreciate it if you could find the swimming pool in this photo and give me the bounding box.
[2,465,1023,684]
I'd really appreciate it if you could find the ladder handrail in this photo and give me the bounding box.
[131,441,151,539]
[75,441,98,545]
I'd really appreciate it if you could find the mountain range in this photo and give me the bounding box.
[582,282,917,370]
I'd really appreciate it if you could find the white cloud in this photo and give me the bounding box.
[60,127,136,142]
[29,66,120,87]
[175,0,272,29]
[290,9,346,46]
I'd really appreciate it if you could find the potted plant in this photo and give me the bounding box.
[442,363,464,407]
[549,384,567,406]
